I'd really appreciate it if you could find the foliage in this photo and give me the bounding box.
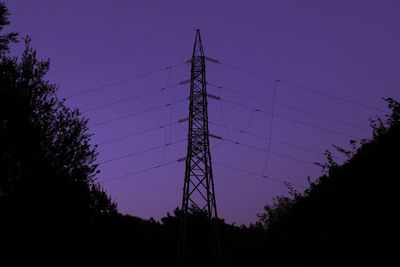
[0,2,116,221]
[257,97,399,266]
[0,2,118,263]
[0,2,17,54]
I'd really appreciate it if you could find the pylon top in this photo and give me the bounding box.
[192,29,205,58]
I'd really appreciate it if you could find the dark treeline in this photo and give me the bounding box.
[0,2,396,266]
[257,97,398,266]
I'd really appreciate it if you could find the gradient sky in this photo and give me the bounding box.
[5,0,400,224]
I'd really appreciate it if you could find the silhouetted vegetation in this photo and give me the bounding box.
[256,98,399,266]
[1,2,397,265]
[1,3,117,264]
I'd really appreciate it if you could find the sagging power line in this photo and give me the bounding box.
[204,56,387,114]
[66,61,188,99]
[89,97,188,128]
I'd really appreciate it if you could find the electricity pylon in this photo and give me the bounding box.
[182,29,217,218]
[179,29,220,267]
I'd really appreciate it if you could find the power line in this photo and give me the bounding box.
[82,81,185,113]
[94,106,346,166]
[207,82,369,131]
[241,109,257,131]
[52,30,194,74]
[209,121,344,161]
[99,159,184,183]
[99,138,187,165]
[89,97,188,128]
[215,135,318,167]
[211,139,225,150]
[99,158,306,189]
[216,61,388,114]
[161,66,173,167]
[214,86,232,140]
[263,81,276,175]
[160,126,168,165]
[213,161,306,189]
[202,29,396,88]
[98,120,183,146]
[66,61,188,99]
[165,66,174,146]
[217,97,362,140]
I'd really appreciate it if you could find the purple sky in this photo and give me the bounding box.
[5,0,400,224]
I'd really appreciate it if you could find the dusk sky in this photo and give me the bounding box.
[5,0,400,224]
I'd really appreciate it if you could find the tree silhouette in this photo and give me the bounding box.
[0,2,116,220]
[0,2,117,264]
[257,98,399,266]
[0,3,16,55]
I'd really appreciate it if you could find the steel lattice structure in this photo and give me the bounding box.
[182,29,217,218]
